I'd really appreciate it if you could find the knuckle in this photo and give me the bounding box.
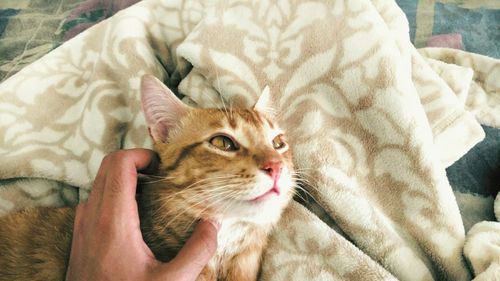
[101,153,114,165]
[108,175,123,194]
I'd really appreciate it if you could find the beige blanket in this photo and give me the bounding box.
[1,0,499,280]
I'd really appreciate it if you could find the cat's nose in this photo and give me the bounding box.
[261,161,282,179]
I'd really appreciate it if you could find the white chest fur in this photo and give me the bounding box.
[216,218,271,256]
[208,218,270,277]
[216,219,255,256]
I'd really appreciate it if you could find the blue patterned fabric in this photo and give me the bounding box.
[395,0,500,58]
[433,3,499,58]
[0,9,18,36]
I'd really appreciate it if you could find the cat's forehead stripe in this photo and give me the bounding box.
[163,142,203,172]
[209,119,223,128]
[233,110,265,129]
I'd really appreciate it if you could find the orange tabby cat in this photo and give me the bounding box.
[0,75,295,281]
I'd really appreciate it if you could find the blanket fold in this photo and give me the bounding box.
[419,48,500,129]
[1,0,499,280]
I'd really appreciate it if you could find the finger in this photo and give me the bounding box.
[87,154,112,206]
[101,149,156,213]
[168,220,219,278]
[66,203,87,281]
[72,203,87,233]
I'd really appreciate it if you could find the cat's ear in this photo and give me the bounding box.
[253,85,276,117]
[141,74,189,142]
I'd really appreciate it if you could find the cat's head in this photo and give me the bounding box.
[140,75,295,225]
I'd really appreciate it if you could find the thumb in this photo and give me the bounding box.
[163,220,220,280]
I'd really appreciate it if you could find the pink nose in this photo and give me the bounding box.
[261,161,283,179]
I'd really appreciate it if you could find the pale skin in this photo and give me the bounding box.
[65,149,219,281]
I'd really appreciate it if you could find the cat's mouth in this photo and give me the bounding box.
[249,185,280,203]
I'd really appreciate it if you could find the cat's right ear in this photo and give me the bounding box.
[140,74,189,142]
[253,85,277,118]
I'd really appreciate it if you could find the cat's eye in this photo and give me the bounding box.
[209,135,239,151]
[272,135,286,150]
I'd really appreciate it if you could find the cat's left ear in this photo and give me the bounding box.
[141,74,189,142]
[253,85,276,117]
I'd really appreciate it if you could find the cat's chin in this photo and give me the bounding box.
[217,195,291,225]
[226,211,283,225]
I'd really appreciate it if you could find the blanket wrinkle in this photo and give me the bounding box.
[419,47,500,129]
[0,0,499,280]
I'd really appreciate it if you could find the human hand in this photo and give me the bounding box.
[65,149,219,281]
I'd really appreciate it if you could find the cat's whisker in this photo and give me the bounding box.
[154,186,233,209]
[294,167,315,172]
[291,189,308,203]
[218,193,239,221]
[179,186,236,205]
[229,101,235,121]
[156,184,236,210]
[153,181,231,210]
[203,88,223,109]
[291,171,318,190]
[163,177,245,197]
[194,182,244,201]
[293,168,316,178]
[212,64,232,122]
[160,196,219,230]
[140,174,176,179]
[291,175,315,188]
[291,179,319,200]
[292,184,320,206]
[160,187,240,231]
[156,176,241,197]
[219,103,229,121]
[140,177,176,184]
[291,191,310,206]
[158,181,241,212]
[181,190,240,232]
[183,191,238,232]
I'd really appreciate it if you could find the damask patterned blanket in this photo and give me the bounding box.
[0,0,140,82]
[0,0,499,280]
